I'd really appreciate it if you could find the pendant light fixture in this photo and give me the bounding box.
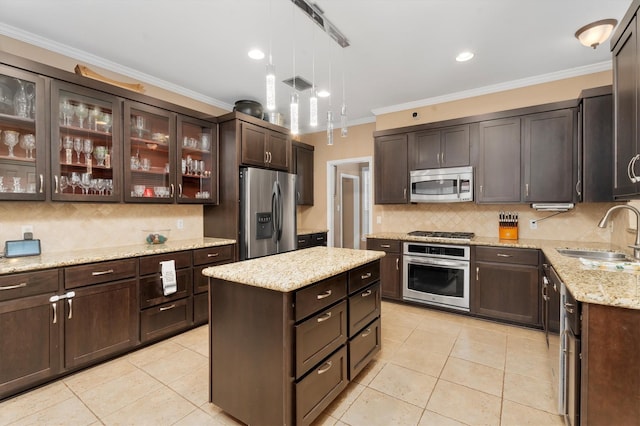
[265,0,276,111]
[309,25,318,127]
[327,45,334,146]
[290,4,299,135]
[340,48,348,138]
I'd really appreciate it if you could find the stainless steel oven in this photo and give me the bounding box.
[402,242,470,311]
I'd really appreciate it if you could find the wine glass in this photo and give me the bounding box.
[105,179,113,195]
[95,178,106,196]
[83,139,93,165]
[3,130,20,157]
[75,103,89,129]
[59,175,68,194]
[100,112,112,133]
[79,172,92,194]
[70,171,80,194]
[94,146,106,166]
[25,83,35,119]
[20,134,35,159]
[62,136,74,164]
[73,137,83,164]
[60,99,75,126]
[89,106,101,131]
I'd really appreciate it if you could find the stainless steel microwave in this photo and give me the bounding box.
[409,166,473,203]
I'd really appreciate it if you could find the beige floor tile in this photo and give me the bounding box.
[403,329,457,355]
[199,402,245,425]
[125,339,184,368]
[505,350,552,381]
[77,368,163,418]
[427,380,501,426]
[501,400,564,426]
[450,338,506,370]
[101,386,195,425]
[506,334,548,357]
[382,322,416,343]
[416,317,462,337]
[440,357,504,397]
[64,357,139,394]
[0,381,75,425]
[389,344,449,377]
[171,325,209,353]
[323,381,366,419]
[174,408,223,426]
[368,363,437,408]
[466,318,513,334]
[374,337,403,361]
[457,326,507,348]
[139,347,207,384]
[351,358,386,386]
[503,372,557,414]
[340,387,423,426]
[310,412,339,426]
[167,365,210,406]
[8,396,98,426]
[383,311,423,330]
[506,325,546,341]
[418,410,468,426]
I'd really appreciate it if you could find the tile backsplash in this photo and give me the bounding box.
[0,203,203,253]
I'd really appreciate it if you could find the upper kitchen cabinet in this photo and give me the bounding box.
[292,141,314,205]
[409,124,470,170]
[522,108,576,203]
[240,119,290,171]
[476,117,521,203]
[51,81,122,202]
[374,134,408,204]
[177,115,218,203]
[0,65,46,200]
[612,14,640,199]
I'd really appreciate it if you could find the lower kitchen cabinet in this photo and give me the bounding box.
[473,246,540,327]
[366,238,402,300]
[297,232,327,249]
[192,244,235,325]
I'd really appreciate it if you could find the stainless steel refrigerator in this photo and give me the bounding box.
[239,167,297,260]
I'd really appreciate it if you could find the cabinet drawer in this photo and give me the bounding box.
[295,346,348,426]
[0,269,58,301]
[297,234,311,249]
[295,300,347,379]
[366,238,400,253]
[139,251,192,276]
[193,265,210,294]
[139,268,192,309]
[348,282,381,337]
[348,317,381,380]
[475,246,539,265]
[311,233,326,246]
[348,261,380,294]
[64,259,137,289]
[193,245,234,266]
[193,292,208,325]
[295,273,347,321]
[140,298,192,343]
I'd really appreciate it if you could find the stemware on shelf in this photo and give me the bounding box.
[70,171,80,194]
[100,112,112,132]
[80,172,92,194]
[13,79,28,118]
[73,137,83,164]
[3,130,20,157]
[60,98,75,126]
[25,83,35,119]
[19,134,35,159]
[62,136,74,164]
[83,139,93,165]
[94,146,107,167]
[12,176,22,193]
[89,106,101,131]
[59,175,68,193]
[75,103,89,129]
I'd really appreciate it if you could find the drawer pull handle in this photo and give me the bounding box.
[91,269,114,276]
[564,302,575,314]
[496,253,512,258]
[51,302,57,324]
[316,237,324,241]
[361,328,372,338]
[68,299,73,320]
[160,304,176,312]
[361,289,372,297]
[298,240,305,244]
[317,312,332,322]
[207,253,220,258]
[380,244,391,248]
[361,272,372,280]
[317,290,332,299]
[0,282,27,291]
[317,361,333,374]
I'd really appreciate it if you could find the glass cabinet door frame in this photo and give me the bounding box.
[123,101,176,204]
[0,64,47,201]
[50,80,122,202]
[176,115,218,204]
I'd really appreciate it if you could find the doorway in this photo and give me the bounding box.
[326,157,372,248]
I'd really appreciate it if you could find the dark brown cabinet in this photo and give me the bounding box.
[293,141,314,205]
[473,246,540,327]
[192,244,235,325]
[240,120,290,171]
[374,134,408,204]
[477,117,521,203]
[366,238,402,300]
[410,124,470,170]
[522,108,576,203]
[297,232,327,249]
[176,115,218,203]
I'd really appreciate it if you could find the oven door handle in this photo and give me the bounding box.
[410,258,468,268]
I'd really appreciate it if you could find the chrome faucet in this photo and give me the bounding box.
[597,205,640,260]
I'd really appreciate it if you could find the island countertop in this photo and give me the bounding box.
[202,246,386,292]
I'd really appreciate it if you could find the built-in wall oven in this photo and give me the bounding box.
[402,241,470,311]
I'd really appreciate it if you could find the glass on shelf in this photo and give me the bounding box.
[3,130,19,157]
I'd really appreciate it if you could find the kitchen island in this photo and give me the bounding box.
[203,247,385,426]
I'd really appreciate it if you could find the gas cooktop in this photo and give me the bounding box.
[407,230,475,240]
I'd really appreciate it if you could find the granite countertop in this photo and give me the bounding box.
[0,237,236,276]
[297,228,329,236]
[203,246,385,292]
[367,232,640,310]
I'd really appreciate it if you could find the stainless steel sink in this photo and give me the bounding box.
[556,248,630,261]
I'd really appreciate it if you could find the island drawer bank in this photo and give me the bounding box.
[0,237,234,401]
[203,247,385,426]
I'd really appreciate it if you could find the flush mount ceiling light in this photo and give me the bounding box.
[248,49,265,60]
[456,51,474,62]
[317,89,330,98]
[575,19,618,49]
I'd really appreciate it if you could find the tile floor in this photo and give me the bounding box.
[0,301,564,426]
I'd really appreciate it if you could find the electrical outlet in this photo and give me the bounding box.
[177,219,184,230]
[21,225,33,236]
[529,219,537,230]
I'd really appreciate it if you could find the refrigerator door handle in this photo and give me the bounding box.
[276,181,283,241]
[271,181,278,242]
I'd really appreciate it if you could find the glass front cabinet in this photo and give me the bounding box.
[177,115,217,204]
[0,65,46,200]
[51,81,122,201]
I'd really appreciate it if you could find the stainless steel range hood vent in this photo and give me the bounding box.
[282,76,313,91]
[531,203,575,212]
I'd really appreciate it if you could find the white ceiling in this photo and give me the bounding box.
[0,0,633,134]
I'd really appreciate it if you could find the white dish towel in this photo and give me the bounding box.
[160,260,177,296]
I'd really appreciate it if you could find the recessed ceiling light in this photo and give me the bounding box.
[317,90,330,98]
[248,49,265,60]
[456,51,474,62]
